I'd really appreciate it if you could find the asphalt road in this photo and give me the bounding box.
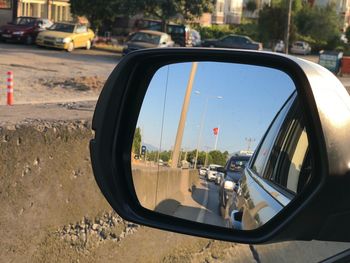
[173,177,228,227]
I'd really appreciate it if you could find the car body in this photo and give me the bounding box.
[36,22,95,52]
[199,167,208,176]
[134,19,189,47]
[206,164,223,181]
[290,41,311,55]
[218,155,251,217]
[122,30,175,56]
[201,34,263,50]
[274,40,285,53]
[228,91,311,230]
[0,16,52,44]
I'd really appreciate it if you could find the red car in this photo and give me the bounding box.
[0,16,52,45]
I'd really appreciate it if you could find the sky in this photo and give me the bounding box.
[136,62,295,154]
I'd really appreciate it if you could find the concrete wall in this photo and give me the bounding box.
[132,166,199,213]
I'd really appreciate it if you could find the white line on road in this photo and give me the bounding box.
[196,180,209,223]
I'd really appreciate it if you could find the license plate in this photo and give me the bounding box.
[2,34,11,38]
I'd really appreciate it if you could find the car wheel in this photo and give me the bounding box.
[25,36,33,45]
[67,41,74,52]
[86,40,91,50]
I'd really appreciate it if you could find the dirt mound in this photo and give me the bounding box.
[40,76,106,91]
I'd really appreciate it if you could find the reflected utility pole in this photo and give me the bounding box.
[171,62,198,168]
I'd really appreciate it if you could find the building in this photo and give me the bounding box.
[211,0,244,25]
[224,0,243,24]
[212,0,225,24]
[0,0,72,26]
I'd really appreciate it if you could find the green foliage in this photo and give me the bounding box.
[257,6,287,46]
[197,24,233,39]
[208,150,229,166]
[136,0,215,28]
[295,4,341,51]
[246,1,257,12]
[132,127,142,155]
[346,27,350,43]
[69,0,125,30]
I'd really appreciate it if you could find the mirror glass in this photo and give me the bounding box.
[131,62,312,230]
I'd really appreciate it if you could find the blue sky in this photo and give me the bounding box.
[137,62,295,153]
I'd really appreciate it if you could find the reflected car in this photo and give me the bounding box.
[0,16,52,45]
[206,164,223,181]
[122,30,175,56]
[228,92,312,230]
[290,41,311,55]
[201,34,263,50]
[218,155,251,218]
[36,22,95,52]
[199,167,208,176]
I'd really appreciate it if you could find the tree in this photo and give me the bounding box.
[208,150,228,166]
[136,0,215,31]
[132,127,142,155]
[258,6,287,47]
[69,0,132,31]
[295,4,341,50]
[246,1,257,12]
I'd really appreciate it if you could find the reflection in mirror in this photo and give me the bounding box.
[131,62,312,230]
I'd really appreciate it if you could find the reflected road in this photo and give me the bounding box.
[173,177,228,227]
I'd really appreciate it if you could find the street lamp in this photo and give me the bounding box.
[193,91,223,168]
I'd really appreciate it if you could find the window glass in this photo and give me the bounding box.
[251,95,295,176]
[76,25,87,33]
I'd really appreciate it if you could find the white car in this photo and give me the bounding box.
[206,164,223,181]
[290,41,311,55]
[199,167,208,176]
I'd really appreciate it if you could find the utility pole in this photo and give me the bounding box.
[171,62,198,168]
[214,126,220,150]
[245,137,256,151]
[284,0,292,54]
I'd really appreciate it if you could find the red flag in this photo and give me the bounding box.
[213,127,219,136]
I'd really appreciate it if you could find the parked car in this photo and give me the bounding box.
[201,34,263,50]
[218,155,251,218]
[122,30,174,56]
[206,164,223,181]
[36,22,95,52]
[290,41,311,55]
[274,40,285,53]
[0,16,52,45]
[134,19,189,47]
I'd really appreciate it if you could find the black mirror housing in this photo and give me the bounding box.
[90,48,350,244]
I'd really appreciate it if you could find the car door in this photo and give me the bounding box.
[217,36,234,48]
[74,24,89,48]
[235,92,311,230]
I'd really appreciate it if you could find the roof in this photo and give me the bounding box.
[137,30,167,36]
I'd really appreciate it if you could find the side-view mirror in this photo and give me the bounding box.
[90,48,350,244]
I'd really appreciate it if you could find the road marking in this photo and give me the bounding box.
[196,180,209,223]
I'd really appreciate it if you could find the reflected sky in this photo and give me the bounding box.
[137,62,295,153]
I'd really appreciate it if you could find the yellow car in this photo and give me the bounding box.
[36,22,95,52]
